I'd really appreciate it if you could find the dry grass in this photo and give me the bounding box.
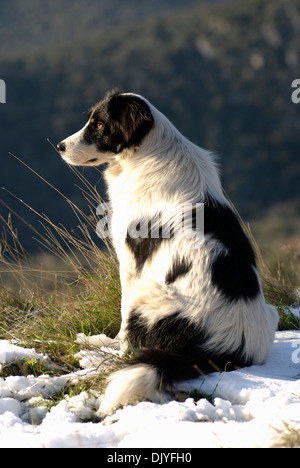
[0,159,299,399]
[273,422,300,448]
[239,217,300,330]
[0,160,121,372]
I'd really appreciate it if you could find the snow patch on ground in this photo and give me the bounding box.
[0,325,299,448]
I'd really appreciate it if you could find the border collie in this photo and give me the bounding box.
[57,90,279,414]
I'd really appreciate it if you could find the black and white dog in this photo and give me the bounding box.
[57,90,278,414]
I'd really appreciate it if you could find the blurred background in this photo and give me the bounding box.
[0,0,299,279]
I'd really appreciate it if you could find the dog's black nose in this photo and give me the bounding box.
[57,141,66,152]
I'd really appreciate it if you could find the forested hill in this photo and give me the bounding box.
[0,0,209,55]
[0,0,299,252]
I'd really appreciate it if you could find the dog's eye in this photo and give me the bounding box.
[96,122,103,130]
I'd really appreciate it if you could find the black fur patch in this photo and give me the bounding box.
[165,257,192,285]
[83,91,154,154]
[127,309,202,352]
[126,219,168,273]
[126,235,164,273]
[127,309,250,382]
[204,198,260,302]
[108,92,154,150]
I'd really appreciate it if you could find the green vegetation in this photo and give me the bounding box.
[0,167,121,371]
[0,163,298,438]
[0,165,299,379]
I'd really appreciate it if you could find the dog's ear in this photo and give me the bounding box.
[107,93,154,152]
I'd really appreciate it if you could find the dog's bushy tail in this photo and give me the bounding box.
[98,348,213,415]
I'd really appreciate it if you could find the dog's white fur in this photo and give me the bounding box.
[58,93,279,414]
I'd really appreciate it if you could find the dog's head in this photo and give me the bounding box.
[57,91,154,166]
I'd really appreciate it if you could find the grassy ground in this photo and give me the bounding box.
[0,165,122,384]
[0,167,299,367]
[0,165,299,445]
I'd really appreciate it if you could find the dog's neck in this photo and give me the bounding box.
[104,108,227,208]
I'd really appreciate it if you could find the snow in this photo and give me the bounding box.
[0,340,50,368]
[0,326,299,448]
